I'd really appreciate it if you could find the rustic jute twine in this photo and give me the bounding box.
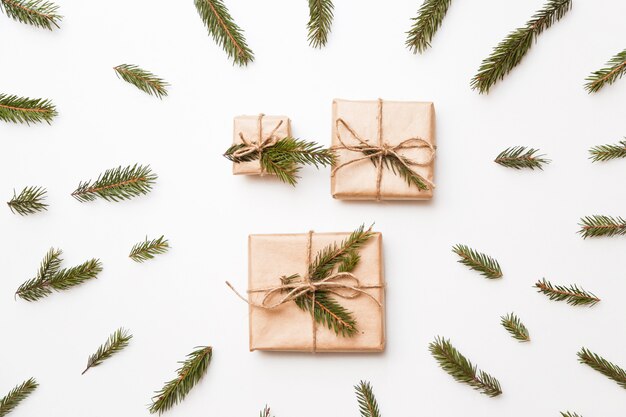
[231,114,284,175]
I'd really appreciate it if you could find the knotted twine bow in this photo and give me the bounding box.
[226,231,383,353]
[331,98,436,200]
[231,114,284,175]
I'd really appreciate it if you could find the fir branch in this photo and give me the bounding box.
[405,0,452,54]
[7,186,48,216]
[471,0,572,94]
[500,312,530,342]
[0,0,61,30]
[0,378,38,417]
[578,347,626,389]
[82,328,132,375]
[360,149,430,191]
[429,336,502,397]
[294,290,358,337]
[114,65,169,99]
[534,278,600,307]
[307,0,334,48]
[585,49,626,93]
[561,413,582,417]
[194,0,254,66]
[578,215,626,238]
[0,93,57,125]
[452,244,502,279]
[494,146,550,170]
[72,164,157,202]
[355,381,381,417]
[149,346,212,414]
[588,139,626,162]
[129,236,169,263]
[260,406,272,417]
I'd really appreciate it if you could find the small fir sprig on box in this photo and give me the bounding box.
[82,328,132,375]
[405,0,452,54]
[7,186,47,216]
[0,93,57,125]
[307,0,334,48]
[129,236,169,263]
[0,0,61,29]
[452,244,502,279]
[578,348,626,390]
[114,65,169,99]
[355,381,381,417]
[494,147,550,170]
[578,215,626,238]
[72,164,157,202]
[0,378,38,417]
[585,48,626,93]
[500,313,530,342]
[534,278,600,307]
[588,139,626,162]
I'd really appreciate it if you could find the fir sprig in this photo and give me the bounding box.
[471,0,572,94]
[7,186,48,216]
[0,378,38,417]
[0,0,61,30]
[578,347,626,390]
[494,146,550,170]
[578,215,626,238]
[114,65,169,99]
[149,346,212,414]
[82,328,133,375]
[429,336,502,397]
[588,139,626,162]
[307,0,334,48]
[452,244,502,279]
[0,93,57,124]
[534,278,600,307]
[129,236,169,263]
[585,49,626,93]
[194,0,254,66]
[405,0,452,54]
[355,381,381,417]
[561,413,582,417]
[361,149,430,191]
[260,406,272,417]
[72,164,157,202]
[500,312,530,342]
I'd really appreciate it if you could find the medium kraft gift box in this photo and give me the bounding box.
[331,98,436,200]
[246,231,385,352]
[232,114,291,175]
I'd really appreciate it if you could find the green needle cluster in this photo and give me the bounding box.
[0,378,38,417]
[0,93,57,124]
[307,0,334,48]
[7,186,48,216]
[0,0,61,29]
[354,381,381,417]
[83,328,133,375]
[114,65,169,98]
[452,244,502,279]
[405,0,452,54]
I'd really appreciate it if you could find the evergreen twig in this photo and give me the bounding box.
[452,244,502,279]
[500,312,530,342]
[578,347,626,390]
[7,186,48,216]
[585,49,626,93]
[578,215,626,238]
[534,278,600,307]
[114,65,169,99]
[307,0,334,48]
[82,328,133,375]
[0,0,61,29]
[494,146,550,170]
[405,0,452,54]
[0,378,38,417]
[260,406,272,417]
[588,139,626,162]
[72,164,157,202]
[129,236,169,263]
[355,381,381,417]
[561,413,582,417]
[361,149,431,191]
[0,93,57,124]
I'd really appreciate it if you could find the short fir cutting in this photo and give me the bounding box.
[588,139,626,162]
[0,378,38,417]
[355,380,381,417]
[0,0,61,29]
[534,278,600,307]
[72,164,157,202]
[7,186,48,216]
[0,93,57,124]
[578,215,626,238]
[452,244,502,279]
[494,147,550,170]
[578,347,626,390]
[405,0,452,54]
[500,312,530,342]
[114,65,169,98]
[129,236,169,263]
[82,328,133,375]
[584,48,626,93]
[307,0,334,48]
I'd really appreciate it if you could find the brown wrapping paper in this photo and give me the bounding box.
[232,114,292,175]
[331,99,436,200]
[248,232,385,352]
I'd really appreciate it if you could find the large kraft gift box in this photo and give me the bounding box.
[247,231,385,352]
[331,98,436,200]
[232,114,291,175]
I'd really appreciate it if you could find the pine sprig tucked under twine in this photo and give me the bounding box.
[360,148,431,191]
[494,146,550,170]
[260,405,272,417]
[429,336,502,397]
[588,139,626,162]
[0,378,38,417]
[471,0,572,94]
[0,93,57,124]
[194,0,254,66]
[0,0,61,30]
[82,328,132,375]
[585,49,626,93]
[534,278,600,307]
[7,186,48,216]
[578,347,626,390]
[500,312,530,342]
[72,164,157,202]
[578,215,626,238]
[561,413,583,417]
[452,244,502,279]
[114,65,169,99]
[355,381,381,417]
[405,0,452,54]
[129,236,169,263]
[149,346,212,414]
[307,0,334,48]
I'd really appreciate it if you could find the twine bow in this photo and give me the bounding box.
[231,114,284,174]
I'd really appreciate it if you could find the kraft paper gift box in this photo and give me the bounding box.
[331,98,436,200]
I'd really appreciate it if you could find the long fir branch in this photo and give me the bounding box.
[82,328,133,375]
[471,0,572,94]
[588,139,626,162]
[7,186,48,216]
[72,164,157,202]
[578,215,626,238]
[494,146,550,170]
[534,278,600,307]
[129,236,169,263]
[500,312,530,342]
[0,0,61,30]
[355,381,381,417]
[405,0,452,54]
[114,65,169,99]
[0,93,57,125]
[585,49,626,93]
[578,347,626,389]
[452,244,502,279]
[307,0,334,48]
[0,378,38,417]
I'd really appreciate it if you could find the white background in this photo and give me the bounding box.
[1,0,626,416]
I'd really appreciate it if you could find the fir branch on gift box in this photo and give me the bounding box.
[307,0,334,48]
[82,328,132,375]
[0,378,38,417]
[534,278,600,307]
[471,0,572,94]
[588,139,626,162]
[114,65,169,99]
[578,348,626,390]
[7,186,47,216]
[452,244,502,279]
[260,406,272,417]
[0,0,61,29]
[405,0,452,54]
[585,49,626,93]
[494,146,550,170]
[0,93,57,124]
[129,236,169,263]
[561,413,582,417]
[355,381,381,417]
[578,215,626,238]
[500,312,530,342]
[361,150,430,191]
[149,346,212,414]
[15,248,102,301]
[429,336,502,397]
[194,0,254,66]
[72,164,157,202]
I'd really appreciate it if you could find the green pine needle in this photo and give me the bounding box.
[7,186,48,216]
[588,139,626,162]
[494,146,550,170]
[114,65,169,98]
[194,0,254,66]
[82,328,133,375]
[0,0,61,30]
[405,0,452,54]
[578,347,626,389]
[452,244,502,279]
[534,278,600,307]
[471,0,572,94]
[0,378,38,417]
[355,381,381,417]
[0,93,57,125]
[129,236,169,263]
[149,346,212,414]
[578,215,626,238]
[307,0,334,48]
[585,49,626,93]
[260,405,272,417]
[429,336,503,397]
[72,164,157,202]
[500,312,530,342]
[561,413,583,417]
